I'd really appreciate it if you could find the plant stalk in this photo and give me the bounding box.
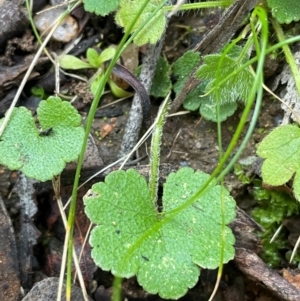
[149,94,171,209]
[65,0,170,300]
[271,18,300,120]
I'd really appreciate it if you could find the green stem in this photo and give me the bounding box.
[204,34,300,97]
[175,6,268,215]
[149,94,171,209]
[164,0,233,11]
[118,6,268,267]
[217,6,267,180]
[26,0,43,45]
[271,18,300,98]
[65,0,169,299]
[250,17,261,57]
[208,9,265,300]
[112,277,123,301]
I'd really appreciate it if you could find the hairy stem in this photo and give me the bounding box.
[119,0,174,157]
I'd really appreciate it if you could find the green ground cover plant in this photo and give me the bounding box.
[59,46,132,98]
[0,97,84,181]
[251,179,300,267]
[257,125,300,202]
[83,99,236,298]
[3,0,300,300]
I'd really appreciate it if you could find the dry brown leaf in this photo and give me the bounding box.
[282,268,300,290]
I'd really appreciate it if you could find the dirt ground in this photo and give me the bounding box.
[0,1,300,301]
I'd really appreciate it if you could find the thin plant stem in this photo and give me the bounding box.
[164,0,233,11]
[207,8,253,301]
[271,18,300,99]
[112,277,123,301]
[216,5,268,181]
[149,93,171,209]
[64,1,170,299]
[208,8,268,300]
[203,34,300,98]
[25,0,54,62]
[116,6,268,271]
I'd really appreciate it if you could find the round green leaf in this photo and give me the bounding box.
[84,167,236,299]
[257,125,300,200]
[83,0,120,16]
[267,0,300,24]
[196,46,254,105]
[173,50,200,95]
[0,97,84,181]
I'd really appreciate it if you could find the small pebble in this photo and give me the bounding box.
[195,141,201,149]
[34,6,78,42]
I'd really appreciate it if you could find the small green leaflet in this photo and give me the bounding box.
[266,0,300,24]
[257,124,300,201]
[182,82,237,122]
[173,50,200,95]
[86,48,100,68]
[196,46,254,105]
[199,98,237,122]
[97,47,116,65]
[150,56,172,98]
[0,97,84,181]
[115,0,166,46]
[59,54,92,70]
[83,0,120,16]
[84,167,236,299]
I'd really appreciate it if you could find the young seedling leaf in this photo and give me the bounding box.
[0,97,84,181]
[196,46,253,105]
[86,48,100,68]
[173,50,200,95]
[59,54,92,70]
[98,47,117,65]
[108,79,133,98]
[266,0,300,24]
[31,86,45,99]
[83,0,120,16]
[115,0,166,46]
[84,167,236,299]
[150,56,172,98]
[257,125,300,201]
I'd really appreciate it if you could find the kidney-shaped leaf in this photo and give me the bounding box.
[267,0,300,24]
[257,124,300,201]
[84,167,236,299]
[0,97,84,181]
